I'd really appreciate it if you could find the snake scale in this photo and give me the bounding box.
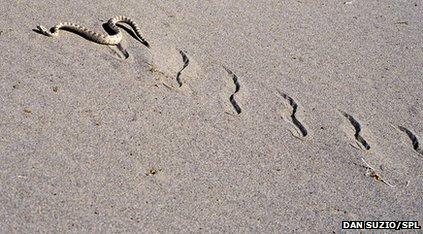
[37,16,149,46]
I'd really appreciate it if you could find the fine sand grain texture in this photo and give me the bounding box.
[1,0,422,232]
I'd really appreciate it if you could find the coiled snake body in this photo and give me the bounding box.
[37,16,148,46]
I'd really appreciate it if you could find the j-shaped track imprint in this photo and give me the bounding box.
[223,67,242,114]
[398,126,423,156]
[176,50,189,87]
[278,91,308,137]
[340,111,370,150]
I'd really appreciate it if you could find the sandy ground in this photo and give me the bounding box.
[1,0,422,232]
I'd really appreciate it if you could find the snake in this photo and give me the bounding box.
[37,16,149,47]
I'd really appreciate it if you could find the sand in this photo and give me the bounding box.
[0,0,422,232]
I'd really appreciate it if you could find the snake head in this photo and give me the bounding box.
[36,25,52,36]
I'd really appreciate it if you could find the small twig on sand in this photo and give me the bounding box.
[361,158,375,170]
[361,158,395,188]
